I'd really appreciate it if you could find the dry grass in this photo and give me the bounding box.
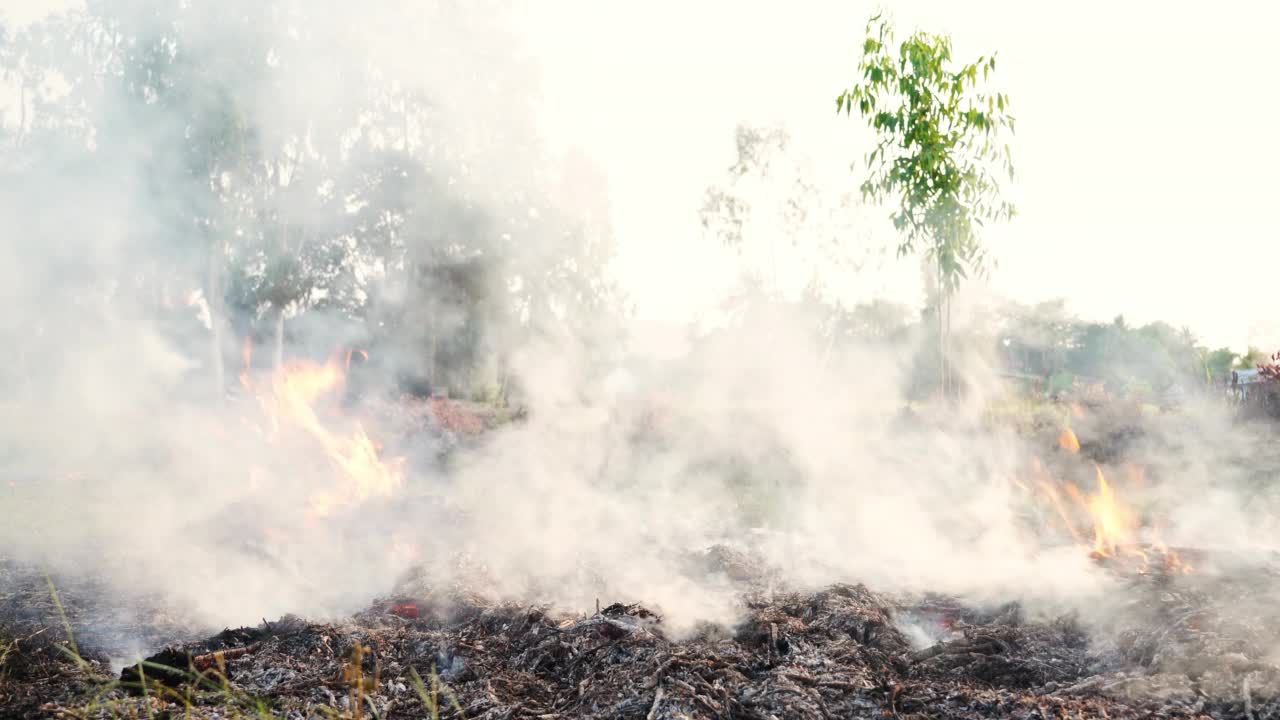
[26,576,465,720]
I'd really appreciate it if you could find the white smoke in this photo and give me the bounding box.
[0,1,1272,659]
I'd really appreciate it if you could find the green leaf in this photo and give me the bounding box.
[837,12,1013,305]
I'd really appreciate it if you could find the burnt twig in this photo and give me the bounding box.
[909,635,1007,663]
[645,685,665,720]
[1244,674,1256,720]
[192,642,261,671]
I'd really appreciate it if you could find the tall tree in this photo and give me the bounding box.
[701,124,868,304]
[2,0,621,405]
[837,13,1016,397]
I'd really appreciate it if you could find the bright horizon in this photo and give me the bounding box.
[7,0,1277,353]
[519,0,1280,354]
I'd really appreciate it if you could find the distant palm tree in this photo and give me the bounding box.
[1237,347,1270,370]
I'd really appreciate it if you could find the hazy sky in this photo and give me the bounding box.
[519,0,1280,352]
[5,0,1276,351]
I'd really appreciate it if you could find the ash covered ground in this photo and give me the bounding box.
[5,398,1280,719]
[5,536,1280,719]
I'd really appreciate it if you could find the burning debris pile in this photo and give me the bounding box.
[232,345,498,521]
[5,351,1280,720]
[6,542,1280,720]
[1020,427,1194,577]
[7,1,1277,717]
[4,390,1280,719]
[238,348,409,520]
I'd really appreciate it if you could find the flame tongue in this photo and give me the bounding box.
[1033,426,1192,575]
[1088,465,1135,558]
[242,345,405,519]
[308,422,407,518]
[1058,427,1080,453]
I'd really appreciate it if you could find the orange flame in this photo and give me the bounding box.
[1086,465,1137,558]
[1030,434,1191,574]
[1058,427,1080,453]
[242,352,405,519]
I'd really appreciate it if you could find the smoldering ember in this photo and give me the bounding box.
[3,2,1280,720]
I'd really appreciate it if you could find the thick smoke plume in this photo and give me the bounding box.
[1,1,1276,666]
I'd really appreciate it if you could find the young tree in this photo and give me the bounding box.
[837,13,1016,397]
[1202,347,1239,386]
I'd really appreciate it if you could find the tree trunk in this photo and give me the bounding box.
[17,80,25,141]
[945,291,953,398]
[273,306,285,370]
[429,295,439,394]
[496,350,509,407]
[937,262,947,400]
[207,237,225,401]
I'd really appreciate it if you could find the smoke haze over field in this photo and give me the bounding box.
[1,0,1279,662]
[5,1,1279,350]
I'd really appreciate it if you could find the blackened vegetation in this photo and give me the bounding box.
[7,553,1280,719]
[117,624,282,688]
[0,563,211,717]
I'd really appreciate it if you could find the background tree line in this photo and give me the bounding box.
[699,284,1261,403]
[0,0,619,405]
[3,3,1260,411]
[999,301,1266,399]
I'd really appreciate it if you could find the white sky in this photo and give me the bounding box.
[0,0,73,25]
[5,0,1278,351]
[518,0,1280,352]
